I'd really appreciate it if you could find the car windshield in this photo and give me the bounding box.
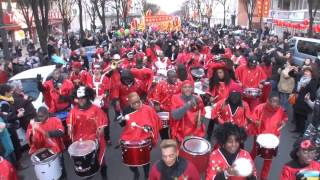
[20,78,40,100]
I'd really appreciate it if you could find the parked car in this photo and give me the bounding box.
[288,37,320,66]
[8,65,57,110]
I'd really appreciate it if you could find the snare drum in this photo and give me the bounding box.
[243,88,262,98]
[179,136,211,174]
[256,134,279,159]
[31,148,62,180]
[157,112,169,128]
[68,140,99,177]
[120,139,152,166]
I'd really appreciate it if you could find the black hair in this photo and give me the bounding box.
[0,84,12,96]
[209,68,231,91]
[37,106,49,115]
[176,64,188,81]
[215,122,247,145]
[290,137,315,161]
[268,91,280,100]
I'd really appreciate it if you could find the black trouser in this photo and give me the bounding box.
[8,128,22,161]
[159,127,170,140]
[129,164,150,180]
[102,108,111,142]
[294,112,308,134]
[206,119,217,141]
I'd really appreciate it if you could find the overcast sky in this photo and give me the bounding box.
[147,0,186,14]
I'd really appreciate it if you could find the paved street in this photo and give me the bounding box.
[17,107,297,180]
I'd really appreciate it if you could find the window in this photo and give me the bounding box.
[19,79,41,100]
[297,40,320,57]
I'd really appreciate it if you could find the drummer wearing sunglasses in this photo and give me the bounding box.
[280,138,320,180]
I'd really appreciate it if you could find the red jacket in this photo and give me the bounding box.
[151,80,182,111]
[120,104,160,145]
[235,65,267,89]
[252,103,288,136]
[67,104,108,164]
[206,149,257,180]
[280,161,320,180]
[170,94,205,142]
[42,79,74,113]
[0,157,17,180]
[26,117,65,154]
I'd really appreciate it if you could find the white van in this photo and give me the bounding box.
[288,37,320,66]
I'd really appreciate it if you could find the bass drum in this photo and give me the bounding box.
[68,140,99,177]
[179,136,211,174]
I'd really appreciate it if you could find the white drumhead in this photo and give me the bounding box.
[182,136,211,155]
[233,158,253,177]
[68,140,96,157]
[257,134,279,148]
[157,112,169,120]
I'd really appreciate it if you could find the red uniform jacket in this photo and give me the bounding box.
[0,157,17,180]
[151,80,182,111]
[112,68,153,108]
[170,94,205,142]
[26,117,65,154]
[42,79,74,113]
[149,158,200,180]
[86,73,111,109]
[0,70,8,84]
[280,161,320,180]
[252,103,288,136]
[69,70,90,86]
[206,149,257,180]
[67,104,108,164]
[121,59,136,69]
[120,105,160,145]
[146,45,161,63]
[208,81,237,102]
[211,99,252,130]
[235,65,267,89]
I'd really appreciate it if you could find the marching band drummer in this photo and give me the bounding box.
[69,61,90,87]
[170,80,205,142]
[206,123,257,180]
[280,138,320,180]
[210,83,252,138]
[250,92,288,180]
[25,107,66,178]
[67,86,109,179]
[148,139,200,180]
[119,92,160,180]
[151,70,182,139]
[235,55,268,111]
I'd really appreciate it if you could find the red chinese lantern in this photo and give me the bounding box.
[303,19,310,25]
[273,19,278,24]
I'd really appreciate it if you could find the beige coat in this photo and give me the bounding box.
[278,65,296,94]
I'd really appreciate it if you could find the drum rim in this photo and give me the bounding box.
[256,133,280,148]
[120,138,152,147]
[31,148,58,165]
[181,136,211,155]
[68,140,97,157]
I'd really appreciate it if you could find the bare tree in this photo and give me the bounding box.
[215,0,227,26]
[307,0,320,37]
[107,0,120,28]
[142,2,160,15]
[29,0,50,54]
[57,0,74,43]
[203,0,217,26]
[92,0,107,33]
[83,0,97,31]
[241,0,257,30]
[119,0,131,27]
[75,0,84,43]
[0,1,10,59]
[16,0,34,40]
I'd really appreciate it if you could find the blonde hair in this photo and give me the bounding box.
[160,139,178,150]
